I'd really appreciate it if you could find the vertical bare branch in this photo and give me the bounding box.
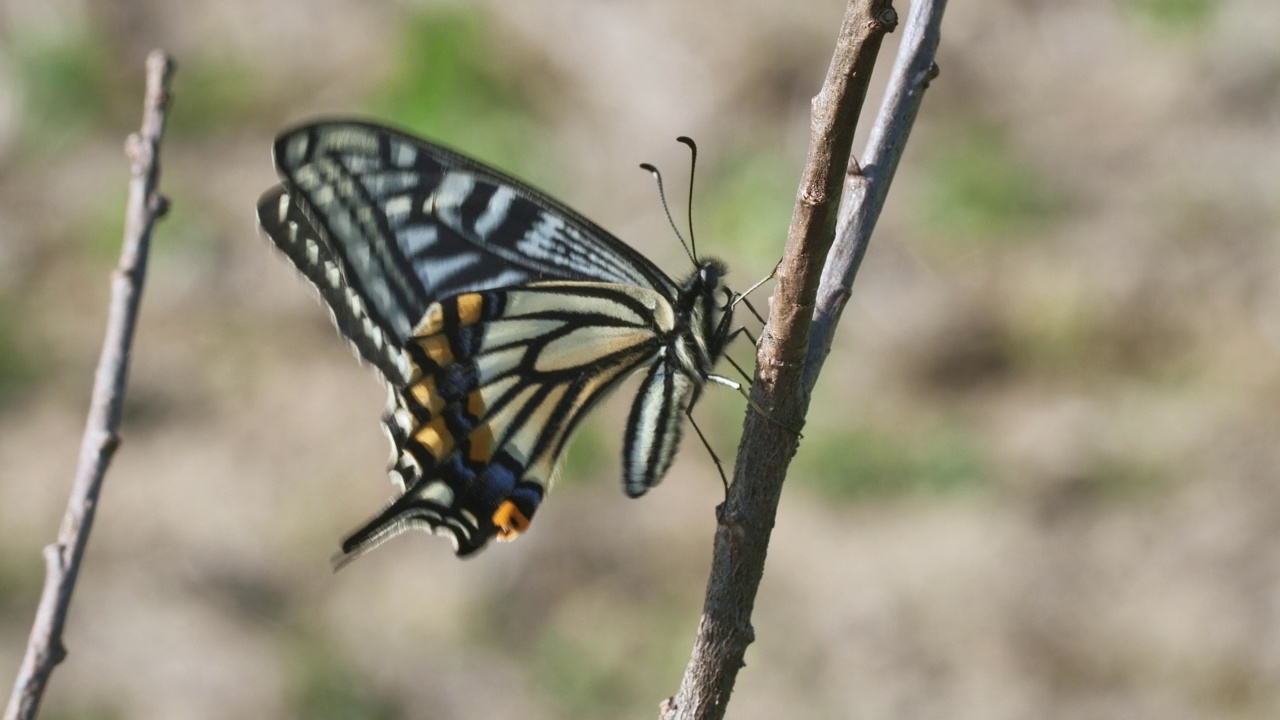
[662,3,900,719]
[807,0,947,391]
[4,50,175,720]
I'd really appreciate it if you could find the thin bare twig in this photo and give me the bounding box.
[4,50,174,720]
[807,0,947,390]
[662,2,901,719]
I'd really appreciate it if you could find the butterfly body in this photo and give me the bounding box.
[257,121,732,559]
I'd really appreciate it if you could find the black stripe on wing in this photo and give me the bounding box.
[257,185,411,385]
[270,121,680,317]
[335,281,677,560]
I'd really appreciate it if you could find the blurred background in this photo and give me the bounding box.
[1,0,1278,718]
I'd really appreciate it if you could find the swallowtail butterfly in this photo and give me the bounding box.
[257,121,737,561]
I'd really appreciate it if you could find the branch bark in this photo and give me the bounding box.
[4,50,174,720]
[662,2,898,719]
[807,0,946,391]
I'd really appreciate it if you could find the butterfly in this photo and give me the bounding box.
[257,120,744,562]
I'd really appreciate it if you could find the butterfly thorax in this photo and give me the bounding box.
[668,258,731,386]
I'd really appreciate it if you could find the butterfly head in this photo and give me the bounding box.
[673,257,733,371]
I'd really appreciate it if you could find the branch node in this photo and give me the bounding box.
[41,544,64,574]
[150,194,170,218]
[873,4,900,32]
[847,153,864,177]
[925,61,941,87]
[800,187,826,206]
[48,643,66,667]
[124,133,142,162]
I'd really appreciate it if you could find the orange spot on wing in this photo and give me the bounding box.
[413,302,445,336]
[468,424,493,463]
[466,391,493,463]
[409,376,445,415]
[493,500,531,540]
[456,293,484,327]
[419,335,454,365]
[467,390,486,418]
[413,416,453,459]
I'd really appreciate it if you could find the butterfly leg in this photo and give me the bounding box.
[707,373,804,438]
[727,259,778,322]
[686,409,731,496]
[739,296,768,326]
[723,351,755,390]
[726,325,758,347]
[720,326,760,392]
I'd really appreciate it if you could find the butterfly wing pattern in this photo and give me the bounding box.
[257,121,733,560]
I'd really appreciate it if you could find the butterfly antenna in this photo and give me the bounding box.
[677,136,700,262]
[640,161,697,266]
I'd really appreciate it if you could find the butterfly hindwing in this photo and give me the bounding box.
[622,358,696,497]
[334,281,679,560]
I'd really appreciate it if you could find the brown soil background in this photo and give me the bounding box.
[1,2,1278,718]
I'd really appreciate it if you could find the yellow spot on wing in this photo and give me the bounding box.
[468,424,493,463]
[467,390,486,418]
[535,325,653,372]
[456,293,484,327]
[413,416,453,459]
[467,391,493,462]
[493,500,530,540]
[409,376,445,415]
[413,302,445,336]
[419,335,454,365]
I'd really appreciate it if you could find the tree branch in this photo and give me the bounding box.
[807,0,946,391]
[662,2,904,719]
[4,50,174,720]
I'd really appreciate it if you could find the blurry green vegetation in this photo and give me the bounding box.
[560,422,612,488]
[796,422,989,502]
[530,595,688,719]
[0,554,42,615]
[704,146,798,271]
[1005,286,1095,379]
[9,26,117,153]
[167,58,262,138]
[1006,286,1193,384]
[1122,0,1217,37]
[77,179,213,265]
[0,295,41,408]
[78,188,129,264]
[371,6,543,176]
[1077,454,1167,503]
[287,635,403,720]
[917,126,1060,247]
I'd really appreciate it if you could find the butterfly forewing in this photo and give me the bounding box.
[257,119,731,560]
[271,122,676,307]
[257,185,412,384]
